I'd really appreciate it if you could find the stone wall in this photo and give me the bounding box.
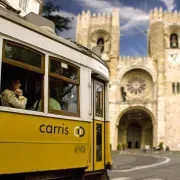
[150,7,180,25]
[109,56,157,150]
[76,9,120,62]
[76,7,180,151]
[164,50,180,150]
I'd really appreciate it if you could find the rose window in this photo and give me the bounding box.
[126,76,147,95]
[121,70,152,98]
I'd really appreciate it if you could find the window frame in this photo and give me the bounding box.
[94,79,104,118]
[177,82,180,93]
[48,56,80,117]
[2,40,45,74]
[19,0,28,12]
[1,39,45,112]
[170,33,179,49]
[97,37,104,53]
[172,82,175,94]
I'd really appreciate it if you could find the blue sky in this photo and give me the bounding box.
[44,0,179,56]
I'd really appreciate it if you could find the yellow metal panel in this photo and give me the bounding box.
[0,111,91,174]
[94,120,104,171]
[85,123,93,172]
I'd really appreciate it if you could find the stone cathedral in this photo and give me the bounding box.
[76,8,180,151]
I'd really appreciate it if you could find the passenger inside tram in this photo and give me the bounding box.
[33,89,61,111]
[1,76,27,109]
[0,63,43,111]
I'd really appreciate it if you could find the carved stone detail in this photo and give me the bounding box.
[121,70,153,98]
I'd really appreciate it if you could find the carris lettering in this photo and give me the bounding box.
[39,124,69,135]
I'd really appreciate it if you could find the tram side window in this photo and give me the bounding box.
[95,81,104,117]
[49,57,80,117]
[0,40,44,111]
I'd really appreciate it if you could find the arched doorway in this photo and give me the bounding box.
[118,108,153,149]
[127,123,141,149]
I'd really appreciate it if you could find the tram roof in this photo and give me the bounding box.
[0,7,109,71]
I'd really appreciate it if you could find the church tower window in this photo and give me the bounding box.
[170,33,178,48]
[172,82,175,93]
[177,83,180,93]
[97,38,104,53]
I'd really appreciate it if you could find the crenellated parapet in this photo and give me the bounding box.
[118,56,156,71]
[119,56,152,66]
[77,9,120,29]
[150,7,180,24]
[77,10,112,28]
[91,12,111,25]
[120,56,149,62]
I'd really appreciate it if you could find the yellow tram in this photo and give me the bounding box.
[0,5,112,180]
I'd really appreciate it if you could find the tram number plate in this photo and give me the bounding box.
[75,146,85,153]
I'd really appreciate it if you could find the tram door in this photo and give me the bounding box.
[92,79,105,170]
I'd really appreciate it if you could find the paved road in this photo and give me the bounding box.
[108,152,180,180]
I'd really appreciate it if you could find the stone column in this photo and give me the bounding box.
[110,115,118,150]
[149,18,165,146]
[114,124,118,150]
[153,122,157,147]
[111,8,120,56]
[109,8,120,78]
[175,82,177,94]
[157,58,165,145]
[124,129,127,146]
[77,10,90,47]
[109,57,118,77]
[141,131,146,149]
[152,81,157,146]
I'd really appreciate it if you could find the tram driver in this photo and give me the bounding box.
[1,76,27,109]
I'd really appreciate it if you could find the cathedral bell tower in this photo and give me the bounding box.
[76,9,120,76]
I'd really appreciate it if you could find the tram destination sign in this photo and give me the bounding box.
[110,99,157,104]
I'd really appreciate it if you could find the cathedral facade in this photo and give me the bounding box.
[76,8,180,151]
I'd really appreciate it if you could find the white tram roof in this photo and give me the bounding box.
[0,6,109,76]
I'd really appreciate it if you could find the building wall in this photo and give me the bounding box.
[76,7,180,151]
[164,21,180,151]
[76,9,120,64]
[109,56,158,150]
[5,0,43,16]
[150,8,180,151]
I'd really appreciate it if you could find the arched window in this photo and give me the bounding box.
[170,33,178,48]
[97,38,104,53]
[172,82,175,93]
